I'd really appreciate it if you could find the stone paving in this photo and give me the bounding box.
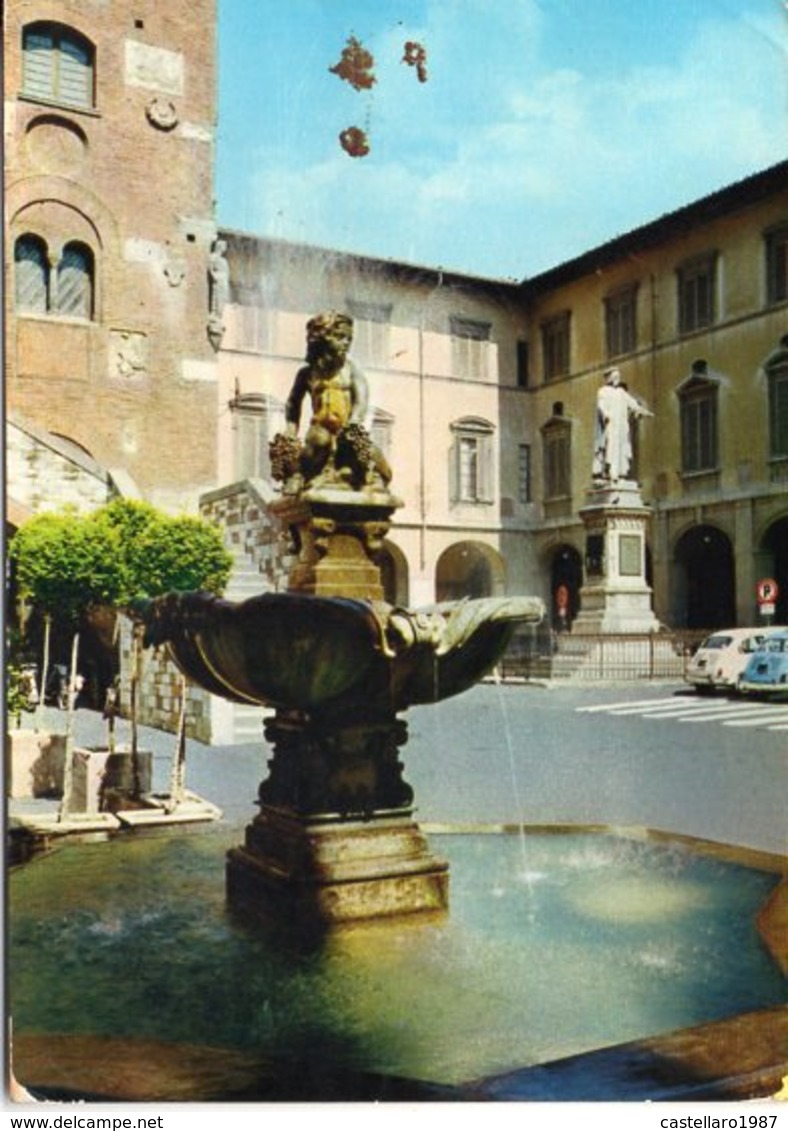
[13,677,788,857]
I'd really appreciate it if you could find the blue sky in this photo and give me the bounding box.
[216,1,787,280]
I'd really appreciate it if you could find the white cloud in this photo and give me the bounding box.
[239,2,787,277]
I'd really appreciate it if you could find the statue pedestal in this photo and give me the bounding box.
[271,486,402,601]
[573,481,660,635]
[226,713,449,927]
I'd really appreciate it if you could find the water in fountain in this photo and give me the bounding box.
[9,827,783,1096]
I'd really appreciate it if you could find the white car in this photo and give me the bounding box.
[685,628,774,693]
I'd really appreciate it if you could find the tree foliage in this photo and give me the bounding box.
[10,500,233,624]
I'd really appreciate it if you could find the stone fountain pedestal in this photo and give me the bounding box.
[226,715,448,926]
[573,481,659,634]
[226,485,450,927]
[269,485,402,600]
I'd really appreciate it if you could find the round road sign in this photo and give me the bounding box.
[757,578,779,605]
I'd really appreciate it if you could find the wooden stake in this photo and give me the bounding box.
[58,632,79,821]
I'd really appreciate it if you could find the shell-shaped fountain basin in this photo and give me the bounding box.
[133,591,544,720]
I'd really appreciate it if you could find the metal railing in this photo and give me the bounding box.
[499,628,709,682]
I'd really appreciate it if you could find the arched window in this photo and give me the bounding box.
[22,22,95,109]
[57,242,94,318]
[15,235,49,313]
[15,235,95,320]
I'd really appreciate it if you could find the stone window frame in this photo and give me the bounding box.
[449,416,495,505]
[370,407,394,463]
[21,21,96,112]
[540,407,572,500]
[604,283,639,359]
[229,391,279,482]
[764,336,788,461]
[676,359,720,474]
[347,301,393,368]
[676,251,717,335]
[449,316,491,382]
[540,311,571,382]
[764,223,788,307]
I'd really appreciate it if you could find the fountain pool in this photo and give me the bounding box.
[9,826,785,1100]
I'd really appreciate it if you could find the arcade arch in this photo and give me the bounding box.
[546,542,582,630]
[435,541,505,602]
[378,540,409,607]
[757,515,788,624]
[672,524,735,629]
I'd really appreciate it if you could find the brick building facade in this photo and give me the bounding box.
[5,0,220,515]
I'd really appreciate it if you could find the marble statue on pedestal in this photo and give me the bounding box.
[592,367,653,485]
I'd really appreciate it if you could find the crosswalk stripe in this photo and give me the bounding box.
[678,705,781,721]
[608,702,726,717]
[723,710,788,727]
[576,695,788,731]
[576,698,673,713]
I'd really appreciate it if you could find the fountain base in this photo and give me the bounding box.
[226,711,449,927]
[226,809,449,926]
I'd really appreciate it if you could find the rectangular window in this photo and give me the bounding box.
[233,406,270,480]
[766,226,788,306]
[371,411,393,462]
[541,313,570,381]
[450,419,494,503]
[450,316,491,381]
[518,443,531,503]
[681,391,717,472]
[678,255,716,334]
[348,301,392,366]
[543,427,571,499]
[605,286,637,358]
[769,365,788,457]
[516,340,530,388]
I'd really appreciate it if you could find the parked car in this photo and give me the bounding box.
[739,630,788,697]
[685,627,773,693]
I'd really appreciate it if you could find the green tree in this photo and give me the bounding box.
[10,501,233,619]
[124,513,233,598]
[9,509,127,624]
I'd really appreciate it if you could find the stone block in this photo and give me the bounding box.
[6,730,66,799]
[67,748,153,815]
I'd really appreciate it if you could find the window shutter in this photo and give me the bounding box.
[479,435,494,502]
[771,370,788,456]
[23,30,55,99]
[58,36,91,106]
[235,413,256,479]
[15,238,49,312]
[57,245,92,317]
[449,435,460,502]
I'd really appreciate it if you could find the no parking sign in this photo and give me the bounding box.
[757,578,779,616]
